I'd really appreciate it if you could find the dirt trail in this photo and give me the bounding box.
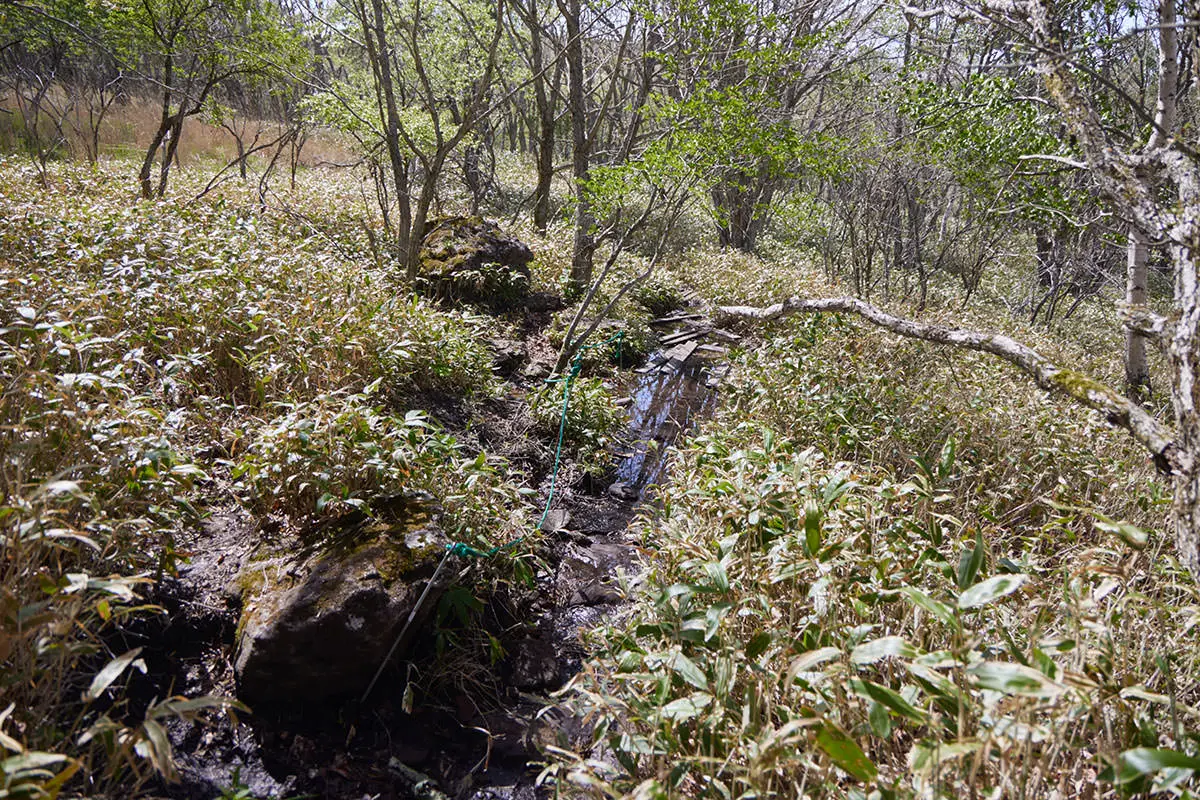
[156,308,729,800]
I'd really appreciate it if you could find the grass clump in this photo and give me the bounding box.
[633,274,686,317]
[530,376,625,476]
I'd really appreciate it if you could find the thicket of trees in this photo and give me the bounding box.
[1,0,1135,286]
[4,0,1200,571]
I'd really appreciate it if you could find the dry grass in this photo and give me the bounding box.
[0,89,355,167]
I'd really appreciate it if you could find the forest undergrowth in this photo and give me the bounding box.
[546,253,1198,798]
[1,155,1196,800]
[0,158,540,796]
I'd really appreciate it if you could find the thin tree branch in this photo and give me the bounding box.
[717,296,1187,475]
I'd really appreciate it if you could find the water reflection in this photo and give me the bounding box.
[615,357,719,492]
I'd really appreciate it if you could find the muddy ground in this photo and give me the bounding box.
[134,305,724,800]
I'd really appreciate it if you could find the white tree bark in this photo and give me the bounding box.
[1126,228,1152,398]
[1124,0,1177,400]
[718,296,1186,476]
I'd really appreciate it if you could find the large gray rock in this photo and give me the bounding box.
[233,506,449,704]
[418,216,533,311]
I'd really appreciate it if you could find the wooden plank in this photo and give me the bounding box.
[709,329,743,343]
[634,351,668,373]
[658,340,700,373]
[660,327,709,347]
[696,344,728,355]
[648,312,703,326]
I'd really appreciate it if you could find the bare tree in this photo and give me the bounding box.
[315,0,507,278]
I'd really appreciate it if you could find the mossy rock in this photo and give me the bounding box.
[417,216,533,312]
[232,500,448,704]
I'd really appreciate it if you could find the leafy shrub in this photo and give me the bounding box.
[530,376,625,475]
[230,390,524,547]
[232,394,450,516]
[418,261,530,310]
[546,312,657,372]
[0,160,524,793]
[554,424,1189,798]
[368,300,497,397]
[632,274,685,317]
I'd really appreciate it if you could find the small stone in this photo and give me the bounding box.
[540,508,571,533]
[607,481,639,502]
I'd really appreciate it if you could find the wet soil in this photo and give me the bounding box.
[148,319,724,800]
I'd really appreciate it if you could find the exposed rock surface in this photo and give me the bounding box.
[487,337,526,376]
[419,216,534,311]
[233,501,449,704]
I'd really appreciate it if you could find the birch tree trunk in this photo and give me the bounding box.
[1126,227,1151,399]
[1123,0,1176,401]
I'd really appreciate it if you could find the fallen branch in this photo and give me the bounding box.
[1121,304,1171,340]
[718,295,1187,475]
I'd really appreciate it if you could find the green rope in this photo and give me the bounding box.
[446,330,625,560]
[366,331,626,700]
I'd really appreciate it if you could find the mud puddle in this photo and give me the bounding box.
[614,357,721,495]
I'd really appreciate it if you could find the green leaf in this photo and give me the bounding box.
[746,632,772,659]
[821,472,856,506]
[147,695,249,719]
[956,529,984,590]
[660,692,713,722]
[1094,518,1149,550]
[0,751,69,774]
[788,647,841,678]
[968,661,1067,698]
[851,636,918,665]
[815,723,877,782]
[704,560,730,592]
[849,679,927,723]
[957,574,1026,610]
[901,587,956,625]
[804,500,822,555]
[669,652,709,691]
[937,437,956,481]
[1113,748,1200,784]
[868,701,891,738]
[909,740,981,775]
[137,718,176,781]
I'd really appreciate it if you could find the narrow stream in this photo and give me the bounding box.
[615,357,722,496]
[451,348,726,800]
[166,346,728,800]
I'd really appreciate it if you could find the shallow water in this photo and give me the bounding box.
[615,356,721,493]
